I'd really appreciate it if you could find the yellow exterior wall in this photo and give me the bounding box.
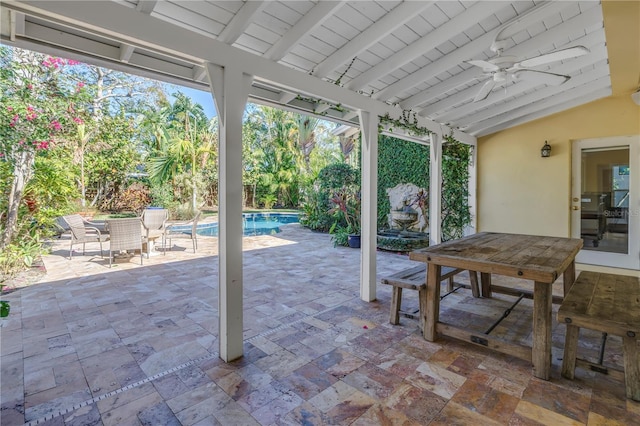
[477,96,639,236]
[476,1,640,274]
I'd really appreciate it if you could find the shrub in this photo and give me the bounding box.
[173,203,197,220]
[300,163,359,233]
[318,163,358,191]
[149,182,176,209]
[299,190,333,231]
[0,227,43,284]
[114,182,151,214]
[260,194,277,209]
[329,223,351,247]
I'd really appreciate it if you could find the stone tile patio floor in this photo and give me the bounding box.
[1,224,638,425]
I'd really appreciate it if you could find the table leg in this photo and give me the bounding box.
[533,281,553,380]
[563,260,576,296]
[469,271,480,298]
[423,263,441,341]
[622,335,640,401]
[418,287,427,333]
[480,272,492,298]
[561,324,579,379]
[390,287,402,325]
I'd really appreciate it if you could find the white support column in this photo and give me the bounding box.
[467,144,477,236]
[429,133,443,245]
[358,110,379,302]
[206,63,253,362]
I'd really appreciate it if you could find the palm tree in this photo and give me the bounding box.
[147,94,215,212]
[257,107,299,207]
[74,123,95,208]
[137,106,170,153]
[295,115,318,172]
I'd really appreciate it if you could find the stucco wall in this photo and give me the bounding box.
[477,95,639,237]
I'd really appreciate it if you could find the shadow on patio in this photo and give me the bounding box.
[1,225,637,425]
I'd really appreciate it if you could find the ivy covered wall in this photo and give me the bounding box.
[377,135,430,229]
[377,134,472,240]
[442,136,472,241]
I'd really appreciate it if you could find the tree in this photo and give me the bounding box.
[137,103,171,153]
[74,122,95,208]
[85,114,141,210]
[61,62,162,208]
[339,134,357,163]
[295,115,318,172]
[0,47,81,248]
[244,105,300,207]
[146,92,216,212]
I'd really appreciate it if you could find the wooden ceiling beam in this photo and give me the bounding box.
[346,1,506,92]
[217,1,267,44]
[311,1,433,78]
[264,1,345,61]
[375,1,572,101]
[135,0,157,15]
[119,43,135,63]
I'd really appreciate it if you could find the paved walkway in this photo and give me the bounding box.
[1,225,638,425]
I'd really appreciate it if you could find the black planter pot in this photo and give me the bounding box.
[347,234,361,248]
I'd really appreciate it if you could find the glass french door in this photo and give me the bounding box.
[571,136,639,269]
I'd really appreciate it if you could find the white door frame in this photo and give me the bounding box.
[571,135,639,270]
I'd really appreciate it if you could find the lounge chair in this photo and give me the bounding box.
[106,218,143,267]
[61,214,109,259]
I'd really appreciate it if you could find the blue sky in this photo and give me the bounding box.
[167,84,217,119]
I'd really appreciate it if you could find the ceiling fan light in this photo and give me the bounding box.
[494,71,507,82]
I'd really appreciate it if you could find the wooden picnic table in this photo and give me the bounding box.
[410,232,583,380]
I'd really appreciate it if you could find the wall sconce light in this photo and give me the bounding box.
[541,141,551,158]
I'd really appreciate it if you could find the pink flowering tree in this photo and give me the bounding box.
[0,47,81,248]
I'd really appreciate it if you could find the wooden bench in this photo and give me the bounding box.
[381,265,479,329]
[557,271,640,401]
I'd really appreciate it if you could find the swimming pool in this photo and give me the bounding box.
[171,212,300,237]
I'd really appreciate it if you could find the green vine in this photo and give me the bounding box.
[378,112,432,138]
[293,95,340,117]
[441,134,472,241]
[334,57,357,87]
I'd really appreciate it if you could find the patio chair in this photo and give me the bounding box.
[61,214,109,259]
[141,208,169,253]
[164,211,201,254]
[106,218,143,267]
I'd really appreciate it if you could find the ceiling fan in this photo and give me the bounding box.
[467,45,590,102]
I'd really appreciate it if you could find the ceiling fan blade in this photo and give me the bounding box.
[473,79,496,102]
[512,69,570,86]
[491,2,557,52]
[467,60,500,72]
[518,46,590,68]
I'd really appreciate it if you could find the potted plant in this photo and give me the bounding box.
[328,185,361,248]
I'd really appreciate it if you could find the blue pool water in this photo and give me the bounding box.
[171,212,299,237]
